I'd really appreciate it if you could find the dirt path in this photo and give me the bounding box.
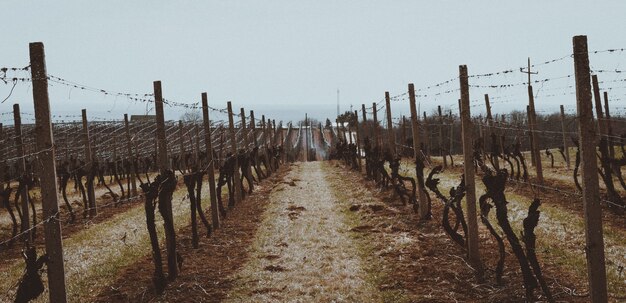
[225,162,379,302]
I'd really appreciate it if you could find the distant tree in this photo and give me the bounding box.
[325,118,332,128]
[337,111,356,127]
[181,110,201,124]
[298,118,320,126]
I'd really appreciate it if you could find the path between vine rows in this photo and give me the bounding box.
[224,161,379,302]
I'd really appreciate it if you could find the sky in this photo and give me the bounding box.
[1,1,626,125]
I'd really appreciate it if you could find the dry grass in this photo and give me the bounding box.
[225,162,380,302]
[401,158,626,299]
[0,175,207,303]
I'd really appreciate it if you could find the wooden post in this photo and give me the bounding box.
[153,80,178,280]
[572,35,607,303]
[227,102,243,203]
[261,115,271,173]
[250,110,258,147]
[603,92,614,159]
[372,102,379,147]
[271,119,276,144]
[29,42,67,303]
[459,65,484,278]
[409,84,429,220]
[385,91,396,155]
[361,104,367,142]
[304,114,309,162]
[485,94,499,170]
[82,109,97,217]
[400,115,407,156]
[527,84,544,184]
[354,110,362,170]
[423,111,431,160]
[178,120,186,171]
[449,110,454,161]
[559,106,570,169]
[154,82,169,172]
[526,106,535,166]
[13,104,31,238]
[201,93,220,229]
[438,106,447,168]
[124,114,138,196]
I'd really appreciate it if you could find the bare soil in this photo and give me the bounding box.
[95,166,290,303]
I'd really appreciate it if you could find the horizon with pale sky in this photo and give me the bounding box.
[2,1,626,125]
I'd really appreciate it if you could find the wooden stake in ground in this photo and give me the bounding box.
[559,105,570,169]
[154,80,178,281]
[304,114,309,162]
[408,83,429,220]
[526,105,535,167]
[527,81,544,184]
[13,104,31,239]
[81,109,97,217]
[484,94,499,170]
[201,93,220,229]
[372,102,379,148]
[572,35,608,303]
[385,91,396,156]
[354,110,362,170]
[438,106,447,169]
[29,41,68,303]
[423,111,431,160]
[227,102,243,204]
[124,114,138,196]
[372,102,380,182]
[603,92,614,159]
[458,64,484,280]
[178,121,186,171]
[401,115,407,156]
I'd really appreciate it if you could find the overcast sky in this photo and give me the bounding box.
[2,1,626,125]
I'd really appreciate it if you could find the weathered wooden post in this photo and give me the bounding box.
[438,105,447,169]
[304,114,309,161]
[409,84,429,220]
[227,102,243,204]
[178,120,186,171]
[154,80,178,280]
[372,102,380,182]
[559,105,570,169]
[240,108,254,190]
[372,102,379,147]
[603,92,614,159]
[261,115,272,174]
[449,111,454,162]
[423,111,431,160]
[400,115,407,156]
[459,65,484,279]
[354,110,362,170]
[13,104,31,238]
[526,105,535,166]
[361,104,368,143]
[82,109,97,217]
[124,114,137,196]
[572,35,608,303]
[527,83,544,184]
[592,75,607,139]
[201,93,220,229]
[385,91,396,155]
[485,94,499,170]
[29,41,68,303]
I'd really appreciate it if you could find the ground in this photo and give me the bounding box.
[1,157,625,302]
